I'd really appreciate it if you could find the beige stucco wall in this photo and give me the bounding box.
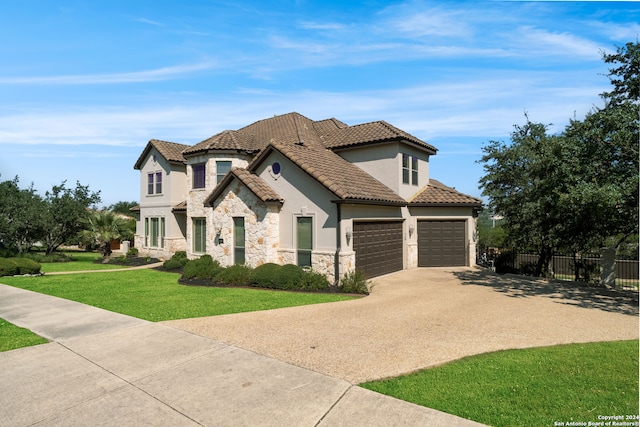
[135,147,188,259]
[255,151,338,264]
[336,142,431,201]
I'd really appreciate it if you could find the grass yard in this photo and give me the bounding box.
[0,269,355,321]
[362,340,639,427]
[0,317,48,352]
[38,251,128,273]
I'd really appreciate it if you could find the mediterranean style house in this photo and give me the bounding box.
[133,112,482,281]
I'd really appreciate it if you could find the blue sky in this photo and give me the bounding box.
[1,1,638,207]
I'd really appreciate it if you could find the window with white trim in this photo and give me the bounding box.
[402,154,418,186]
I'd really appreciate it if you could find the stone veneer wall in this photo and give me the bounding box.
[209,180,280,267]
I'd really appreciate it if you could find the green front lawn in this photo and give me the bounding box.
[362,340,639,427]
[0,269,355,321]
[37,251,128,273]
[0,317,48,352]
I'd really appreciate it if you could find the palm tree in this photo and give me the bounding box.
[78,210,127,260]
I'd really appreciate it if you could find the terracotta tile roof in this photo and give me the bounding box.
[182,112,436,157]
[409,179,483,207]
[205,167,283,206]
[185,112,326,155]
[252,142,406,205]
[321,121,437,153]
[172,201,187,212]
[134,139,189,169]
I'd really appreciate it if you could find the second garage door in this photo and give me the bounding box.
[418,220,467,267]
[353,221,403,278]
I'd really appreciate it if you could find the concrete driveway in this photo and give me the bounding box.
[164,267,639,384]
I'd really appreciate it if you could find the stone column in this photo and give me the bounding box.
[600,247,616,288]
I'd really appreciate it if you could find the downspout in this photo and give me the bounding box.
[335,202,342,286]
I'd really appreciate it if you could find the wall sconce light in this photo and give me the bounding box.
[345,226,352,244]
[409,224,415,237]
[215,224,222,235]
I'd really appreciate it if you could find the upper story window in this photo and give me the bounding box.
[216,161,232,185]
[147,172,162,195]
[402,154,418,186]
[193,163,206,189]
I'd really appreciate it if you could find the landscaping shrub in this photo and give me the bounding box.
[172,251,188,264]
[340,270,370,294]
[182,255,223,280]
[0,258,18,276]
[22,251,71,264]
[279,264,305,289]
[126,247,139,257]
[11,258,41,275]
[215,264,252,286]
[249,263,283,288]
[163,258,184,271]
[300,270,331,291]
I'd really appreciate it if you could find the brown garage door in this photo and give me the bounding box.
[418,220,466,267]
[353,221,403,278]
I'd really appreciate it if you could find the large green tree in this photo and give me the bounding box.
[41,181,101,255]
[479,42,639,277]
[0,177,47,253]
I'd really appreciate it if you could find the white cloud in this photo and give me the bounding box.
[0,62,217,85]
[514,26,604,59]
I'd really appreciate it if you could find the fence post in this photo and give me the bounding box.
[600,247,616,287]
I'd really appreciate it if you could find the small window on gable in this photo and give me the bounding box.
[193,163,206,189]
[402,154,418,186]
[155,172,163,194]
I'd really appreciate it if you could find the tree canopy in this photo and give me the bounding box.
[0,178,101,255]
[479,42,639,274]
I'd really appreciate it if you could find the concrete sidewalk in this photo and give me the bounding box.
[0,284,486,426]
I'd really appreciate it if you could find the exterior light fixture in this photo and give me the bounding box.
[345,226,352,243]
[409,224,415,236]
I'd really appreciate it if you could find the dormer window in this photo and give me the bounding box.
[402,154,418,186]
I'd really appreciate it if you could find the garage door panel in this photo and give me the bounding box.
[418,220,466,267]
[353,222,403,278]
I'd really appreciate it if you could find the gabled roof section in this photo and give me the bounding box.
[250,142,406,206]
[321,121,437,154]
[204,167,283,207]
[409,179,483,207]
[134,139,189,170]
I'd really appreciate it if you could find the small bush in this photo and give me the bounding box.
[11,258,42,275]
[171,251,189,266]
[126,247,139,257]
[250,263,283,288]
[163,259,184,271]
[182,255,223,280]
[300,270,331,291]
[0,258,18,276]
[340,270,370,294]
[215,264,252,286]
[280,264,305,289]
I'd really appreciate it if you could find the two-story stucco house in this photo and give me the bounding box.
[133,112,482,281]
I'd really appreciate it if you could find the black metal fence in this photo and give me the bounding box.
[479,250,639,291]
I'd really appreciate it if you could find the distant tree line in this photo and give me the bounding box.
[478,42,639,276]
[0,177,137,257]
